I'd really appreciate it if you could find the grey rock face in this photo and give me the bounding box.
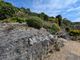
[0,26,63,60]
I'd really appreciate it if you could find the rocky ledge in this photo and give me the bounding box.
[0,24,64,60]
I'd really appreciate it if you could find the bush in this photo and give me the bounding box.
[26,17,43,29]
[43,21,51,29]
[2,17,25,23]
[0,1,15,20]
[65,27,70,32]
[69,30,80,36]
[16,17,25,23]
[69,30,80,40]
[49,23,61,34]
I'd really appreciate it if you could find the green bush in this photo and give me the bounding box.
[65,27,70,32]
[2,17,25,23]
[69,30,80,36]
[26,17,43,29]
[49,23,61,34]
[16,17,25,23]
[0,1,15,20]
[69,30,80,40]
[43,21,51,29]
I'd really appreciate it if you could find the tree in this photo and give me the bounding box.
[63,18,72,26]
[62,18,72,29]
[26,8,30,13]
[38,12,48,21]
[56,15,62,26]
[20,7,31,14]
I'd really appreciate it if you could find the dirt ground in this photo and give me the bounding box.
[44,41,80,60]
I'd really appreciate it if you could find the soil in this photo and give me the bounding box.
[44,41,80,60]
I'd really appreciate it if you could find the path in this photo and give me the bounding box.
[44,41,80,60]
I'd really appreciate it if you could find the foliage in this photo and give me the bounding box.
[62,18,72,27]
[38,12,48,21]
[69,30,80,36]
[72,22,80,25]
[69,30,80,40]
[56,15,62,26]
[49,23,61,34]
[65,27,70,32]
[0,1,15,20]
[0,0,80,34]
[26,16,43,29]
[30,12,38,16]
[48,17,55,21]
[19,7,31,16]
[16,17,25,23]
[2,17,25,23]
[43,21,51,29]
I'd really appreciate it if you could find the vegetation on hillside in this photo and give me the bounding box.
[0,1,80,38]
[26,16,43,29]
[49,23,61,34]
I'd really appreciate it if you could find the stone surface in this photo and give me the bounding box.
[0,24,63,60]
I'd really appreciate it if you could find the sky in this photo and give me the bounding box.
[4,0,80,22]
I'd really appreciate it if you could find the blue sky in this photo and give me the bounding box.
[4,0,80,22]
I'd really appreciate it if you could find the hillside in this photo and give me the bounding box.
[0,1,80,60]
[0,0,80,40]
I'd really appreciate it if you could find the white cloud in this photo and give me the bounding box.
[32,0,78,16]
[67,7,80,12]
[32,0,80,22]
[73,18,80,22]
[33,0,78,10]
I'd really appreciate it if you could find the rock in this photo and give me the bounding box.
[0,24,64,60]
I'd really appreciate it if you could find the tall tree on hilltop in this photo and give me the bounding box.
[56,15,62,26]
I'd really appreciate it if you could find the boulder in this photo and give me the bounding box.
[0,24,64,60]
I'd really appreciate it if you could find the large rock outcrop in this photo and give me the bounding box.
[0,24,64,60]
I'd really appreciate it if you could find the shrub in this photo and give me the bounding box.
[43,21,51,29]
[26,17,43,29]
[65,27,70,32]
[2,17,25,23]
[38,12,49,21]
[49,23,61,34]
[16,17,25,23]
[69,30,80,40]
[69,30,80,36]
[0,1,15,20]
